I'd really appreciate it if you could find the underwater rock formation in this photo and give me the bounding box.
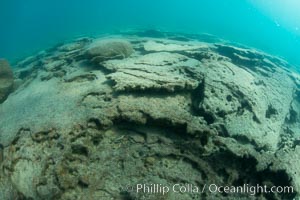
[104,52,203,92]
[0,59,14,103]
[85,38,134,63]
[0,33,299,200]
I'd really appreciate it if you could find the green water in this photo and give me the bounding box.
[0,0,300,67]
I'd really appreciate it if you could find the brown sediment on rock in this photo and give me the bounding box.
[0,33,299,199]
[0,59,14,103]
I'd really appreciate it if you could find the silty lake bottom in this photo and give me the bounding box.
[0,30,300,200]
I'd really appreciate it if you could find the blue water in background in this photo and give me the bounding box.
[1,0,300,67]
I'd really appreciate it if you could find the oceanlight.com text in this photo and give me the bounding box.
[121,183,294,196]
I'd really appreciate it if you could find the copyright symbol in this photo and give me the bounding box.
[121,185,134,192]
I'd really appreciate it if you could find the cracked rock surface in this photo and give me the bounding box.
[0,32,299,200]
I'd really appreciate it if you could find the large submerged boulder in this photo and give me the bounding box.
[0,59,14,103]
[85,39,134,62]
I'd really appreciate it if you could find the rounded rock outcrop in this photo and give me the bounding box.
[85,39,134,62]
[0,59,14,103]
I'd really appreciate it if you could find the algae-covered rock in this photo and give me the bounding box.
[0,59,14,103]
[143,40,208,52]
[104,52,203,92]
[85,39,134,62]
[0,34,299,200]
